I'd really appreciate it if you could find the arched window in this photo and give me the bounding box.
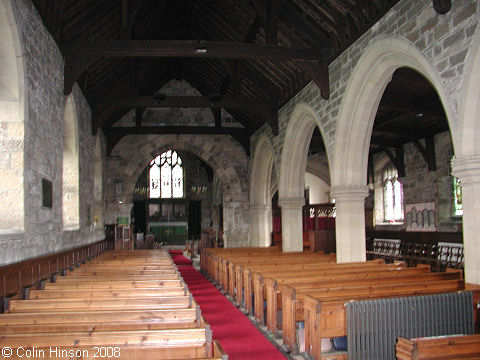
[383,165,403,222]
[453,177,463,216]
[149,150,184,198]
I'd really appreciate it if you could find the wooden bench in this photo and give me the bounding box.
[0,328,215,360]
[262,264,432,332]
[396,334,480,360]
[1,249,229,360]
[239,259,388,314]
[0,307,203,333]
[300,278,468,360]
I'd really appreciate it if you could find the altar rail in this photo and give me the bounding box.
[1,239,108,312]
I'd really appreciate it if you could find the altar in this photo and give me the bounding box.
[149,221,188,245]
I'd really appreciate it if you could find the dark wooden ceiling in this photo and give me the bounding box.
[31,0,448,160]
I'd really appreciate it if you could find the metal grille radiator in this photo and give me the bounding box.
[346,292,474,360]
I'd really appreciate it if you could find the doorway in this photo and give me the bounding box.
[188,201,201,239]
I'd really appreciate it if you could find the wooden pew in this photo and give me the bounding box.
[0,328,214,360]
[43,278,184,289]
[300,279,466,360]
[396,335,480,360]
[239,259,388,314]
[1,249,228,360]
[262,264,432,332]
[0,307,203,333]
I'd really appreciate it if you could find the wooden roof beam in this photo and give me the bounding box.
[63,40,332,94]
[106,126,251,155]
[93,95,274,133]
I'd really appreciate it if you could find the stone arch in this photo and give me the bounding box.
[0,0,26,234]
[456,24,480,157]
[250,135,275,246]
[93,134,103,229]
[117,134,249,247]
[279,103,330,251]
[333,37,456,187]
[62,95,80,230]
[331,37,456,262]
[452,26,480,285]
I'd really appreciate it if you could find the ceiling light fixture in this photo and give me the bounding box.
[194,47,208,54]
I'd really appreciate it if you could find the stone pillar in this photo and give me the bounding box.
[223,201,249,248]
[452,155,480,285]
[278,197,305,252]
[250,205,272,247]
[330,186,369,263]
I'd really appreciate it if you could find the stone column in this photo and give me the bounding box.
[223,201,249,248]
[330,186,369,263]
[278,197,305,252]
[250,205,272,247]
[452,155,480,285]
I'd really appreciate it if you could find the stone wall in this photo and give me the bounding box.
[0,0,104,265]
[106,133,249,247]
[372,131,460,231]
[252,0,478,182]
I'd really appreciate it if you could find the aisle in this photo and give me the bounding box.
[170,251,287,360]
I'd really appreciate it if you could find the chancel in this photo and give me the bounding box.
[0,0,479,359]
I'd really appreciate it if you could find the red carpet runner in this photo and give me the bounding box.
[169,251,287,360]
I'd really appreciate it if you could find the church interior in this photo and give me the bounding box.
[1,0,480,359]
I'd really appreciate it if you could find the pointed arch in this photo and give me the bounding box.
[457,24,480,157]
[331,37,456,262]
[0,0,26,234]
[250,135,275,246]
[332,37,456,187]
[62,95,80,230]
[279,103,330,251]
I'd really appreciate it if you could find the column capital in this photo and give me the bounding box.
[452,155,480,185]
[330,185,369,201]
[278,197,305,209]
[250,204,271,211]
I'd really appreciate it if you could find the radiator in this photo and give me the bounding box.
[346,291,474,360]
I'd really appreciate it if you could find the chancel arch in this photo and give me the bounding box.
[332,37,456,263]
[62,94,80,230]
[0,0,26,235]
[279,103,330,252]
[113,134,249,248]
[250,135,275,247]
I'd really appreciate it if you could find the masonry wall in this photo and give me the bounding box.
[106,133,249,247]
[0,0,105,265]
[251,0,479,186]
[371,131,460,232]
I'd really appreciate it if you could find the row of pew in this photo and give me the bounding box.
[200,246,480,360]
[0,249,228,360]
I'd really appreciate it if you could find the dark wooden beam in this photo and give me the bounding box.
[135,107,144,128]
[253,0,278,45]
[380,145,405,177]
[106,126,250,155]
[63,40,332,94]
[97,95,274,109]
[94,95,268,133]
[295,59,330,99]
[260,109,279,136]
[412,137,437,171]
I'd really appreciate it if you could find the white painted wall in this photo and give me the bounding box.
[305,172,330,204]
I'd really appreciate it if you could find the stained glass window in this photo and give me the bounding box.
[383,165,404,222]
[453,177,463,216]
[149,150,184,198]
